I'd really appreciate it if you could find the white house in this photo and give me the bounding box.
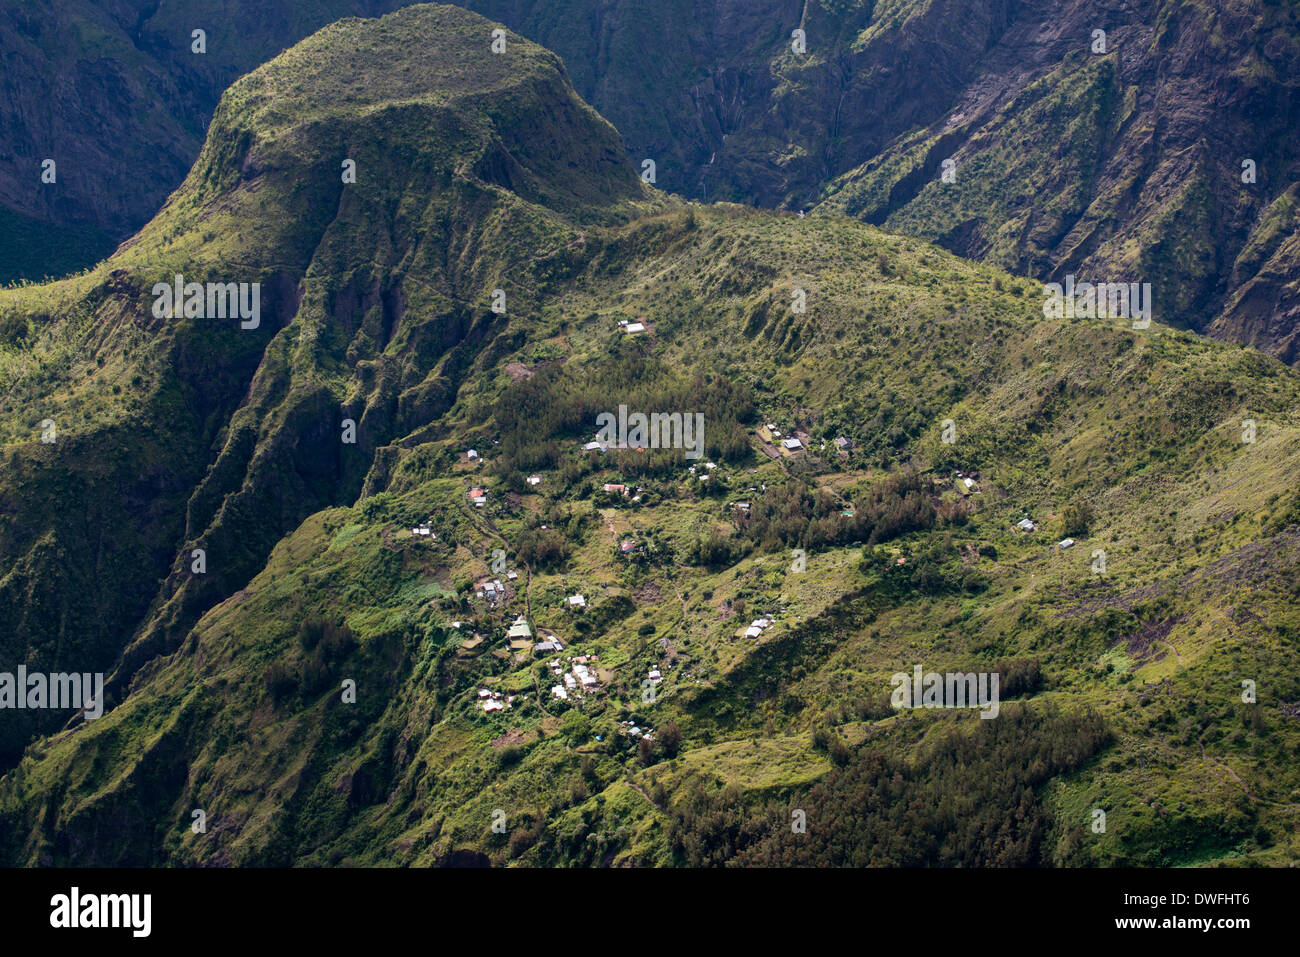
[1058,538,1075,549]
[507,617,532,640]
[781,437,803,451]
[527,475,542,485]
[624,322,645,334]
[1017,518,1036,532]
[467,449,479,460]
[567,594,587,609]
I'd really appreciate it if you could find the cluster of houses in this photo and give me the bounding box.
[506,616,534,651]
[410,522,436,537]
[953,470,980,494]
[468,487,487,507]
[1013,516,1076,549]
[740,616,774,639]
[762,423,804,453]
[760,423,854,457]
[476,687,514,713]
[476,578,507,607]
[534,632,564,653]
[584,439,650,455]
[504,615,569,655]
[549,654,601,700]
[618,719,654,741]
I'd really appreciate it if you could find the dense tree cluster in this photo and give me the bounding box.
[264,615,360,707]
[666,705,1110,866]
[1060,499,1095,537]
[514,527,570,568]
[859,535,986,597]
[490,356,756,481]
[740,471,936,552]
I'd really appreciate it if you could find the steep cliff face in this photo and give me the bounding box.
[812,0,1300,357]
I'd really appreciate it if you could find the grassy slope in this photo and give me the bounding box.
[3,204,1299,866]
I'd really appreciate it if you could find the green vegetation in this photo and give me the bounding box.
[1,4,1299,869]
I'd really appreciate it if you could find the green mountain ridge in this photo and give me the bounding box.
[3,0,1298,364]
[1,4,1299,867]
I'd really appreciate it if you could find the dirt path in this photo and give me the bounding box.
[464,500,534,618]
[1199,741,1300,812]
[625,776,664,813]
[1156,639,1184,667]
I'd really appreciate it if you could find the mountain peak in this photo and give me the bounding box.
[165,3,650,238]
